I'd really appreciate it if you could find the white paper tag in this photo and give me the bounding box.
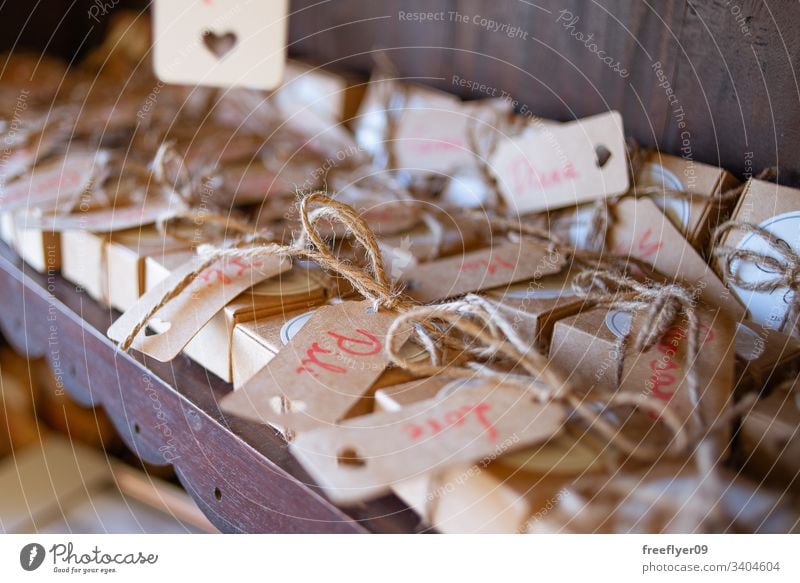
[490,111,629,214]
[153,0,288,90]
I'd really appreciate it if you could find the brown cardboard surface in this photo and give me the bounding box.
[636,151,739,249]
[715,179,800,331]
[484,268,588,349]
[403,239,565,303]
[231,307,315,389]
[290,382,566,505]
[222,300,411,434]
[550,308,621,393]
[61,230,109,301]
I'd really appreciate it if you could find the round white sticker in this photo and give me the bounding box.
[641,163,691,231]
[604,310,633,338]
[279,310,316,345]
[730,211,800,330]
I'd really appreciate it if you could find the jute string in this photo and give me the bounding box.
[571,269,706,433]
[385,293,689,462]
[118,192,407,351]
[712,219,800,336]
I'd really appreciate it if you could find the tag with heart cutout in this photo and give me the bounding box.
[221,300,413,436]
[108,252,290,361]
[490,111,629,214]
[290,381,566,505]
[153,0,288,90]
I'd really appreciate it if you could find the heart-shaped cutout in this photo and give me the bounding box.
[202,29,238,60]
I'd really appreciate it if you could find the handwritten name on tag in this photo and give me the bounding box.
[108,253,290,361]
[221,300,412,435]
[290,382,565,504]
[153,0,288,90]
[0,151,107,212]
[402,239,565,303]
[490,111,628,214]
[394,101,511,174]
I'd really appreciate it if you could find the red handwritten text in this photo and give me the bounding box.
[404,402,498,442]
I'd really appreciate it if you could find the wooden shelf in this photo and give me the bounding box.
[0,242,420,533]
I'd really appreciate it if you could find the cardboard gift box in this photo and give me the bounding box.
[483,268,588,351]
[378,209,490,264]
[714,178,800,334]
[549,307,623,393]
[105,227,193,311]
[739,380,800,492]
[231,305,422,392]
[550,305,736,454]
[147,252,330,382]
[12,222,61,272]
[609,197,745,323]
[231,307,317,389]
[62,227,189,306]
[734,320,800,393]
[1,212,61,272]
[635,151,739,250]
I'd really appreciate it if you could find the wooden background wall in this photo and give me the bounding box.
[2,0,799,179]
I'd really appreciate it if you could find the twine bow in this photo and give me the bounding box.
[571,269,705,432]
[118,192,404,351]
[385,293,689,460]
[712,220,800,336]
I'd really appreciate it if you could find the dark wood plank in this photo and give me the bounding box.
[0,242,420,533]
[287,0,799,178]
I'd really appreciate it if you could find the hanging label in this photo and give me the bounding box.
[290,382,566,504]
[221,300,412,435]
[153,0,288,90]
[490,111,628,214]
[402,239,565,303]
[108,252,290,361]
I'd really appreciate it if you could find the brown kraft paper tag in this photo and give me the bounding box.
[402,239,565,303]
[107,253,290,361]
[220,300,412,435]
[290,381,566,505]
[0,151,109,212]
[490,111,629,214]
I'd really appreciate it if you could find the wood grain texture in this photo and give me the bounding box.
[288,0,800,178]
